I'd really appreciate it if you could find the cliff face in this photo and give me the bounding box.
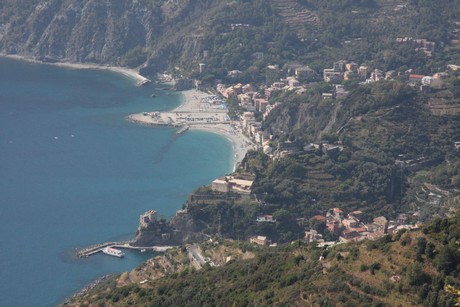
[0,0,213,70]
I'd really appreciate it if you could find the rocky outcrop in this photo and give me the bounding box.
[133,207,209,246]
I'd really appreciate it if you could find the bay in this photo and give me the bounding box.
[0,58,232,306]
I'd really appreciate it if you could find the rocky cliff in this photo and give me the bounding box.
[0,0,218,72]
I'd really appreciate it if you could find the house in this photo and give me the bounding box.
[211,176,254,195]
[323,68,343,82]
[322,93,334,100]
[327,208,344,220]
[370,69,385,81]
[242,112,255,130]
[312,215,326,222]
[242,84,255,93]
[333,60,347,72]
[346,62,358,72]
[433,72,449,80]
[409,74,425,83]
[304,143,320,153]
[227,70,242,78]
[295,66,316,80]
[305,230,324,243]
[340,229,360,241]
[211,177,229,193]
[278,140,300,152]
[287,77,300,88]
[358,66,369,79]
[342,218,359,229]
[385,70,397,80]
[327,220,342,234]
[422,76,434,85]
[228,178,254,194]
[373,216,389,233]
[254,98,269,112]
[257,215,276,223]
[250,235,268,245]
[447,64,460,71]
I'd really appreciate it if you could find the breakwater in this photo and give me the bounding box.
[76,241,174,258]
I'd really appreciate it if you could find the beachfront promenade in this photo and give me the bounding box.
[76,241,174,258]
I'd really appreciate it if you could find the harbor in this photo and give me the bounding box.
[76,241,174,258]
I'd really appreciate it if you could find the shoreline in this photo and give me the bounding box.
[128,88,255,170]
[0,53,150,84]
[0,53,249,170]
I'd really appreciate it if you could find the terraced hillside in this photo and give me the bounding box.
[271,0,320,38]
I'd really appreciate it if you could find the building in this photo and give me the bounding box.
[333,60,347,72]
[250,235,268,245]
[340,229,360,242]
[211,177,229,193]
[139,210,157,229]
[211,176,254,195]
[327,220,342,234]
[433,72,449,80]
[242,112,256,130]
[422,76,434,85]
[257,215,276,223]
[287,77,300,88]
[385,70,397,80]
[295,66,316,80]
[342,218,359,229]
[409,74,425,83]
[305,230,324,243]
[370,69,385,81]
[373,216,389,234]
[358,66,369,79]
[346,62,358,72]
[323,68,343,82]
[199,63,206,73]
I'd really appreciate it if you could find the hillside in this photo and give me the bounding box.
[65,214,460,306]
[4,0,460,305]
[1,0,459,77]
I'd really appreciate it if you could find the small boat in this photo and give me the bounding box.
[151,94,157,98]
[102,247,125,258]
[140,249,146,253]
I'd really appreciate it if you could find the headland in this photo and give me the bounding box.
[127,89,255,169]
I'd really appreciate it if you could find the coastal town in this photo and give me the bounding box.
[4,0,460,306]
[124,40,460,249]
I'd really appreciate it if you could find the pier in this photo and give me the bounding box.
[76,241,174,258]
[175,125,189,135]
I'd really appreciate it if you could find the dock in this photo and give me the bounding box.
[76,241,174,258]
[175,125,189,135]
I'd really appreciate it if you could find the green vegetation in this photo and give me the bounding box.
[67,214,460,306]
[176,80,460,243]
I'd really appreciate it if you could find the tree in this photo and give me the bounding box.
[434,245,460,275]
[406,262,431,286]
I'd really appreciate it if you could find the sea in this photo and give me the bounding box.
[0,58,233,307]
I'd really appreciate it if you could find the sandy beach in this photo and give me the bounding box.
[0,53,251,169]
[128,89,255,170]
[0,54,150,85]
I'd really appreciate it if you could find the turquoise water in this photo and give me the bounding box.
[0,58,232,306]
